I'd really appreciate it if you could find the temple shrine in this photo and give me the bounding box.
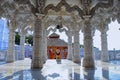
[47,33,68,59]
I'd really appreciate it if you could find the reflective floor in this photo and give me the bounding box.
[0,58,120,80]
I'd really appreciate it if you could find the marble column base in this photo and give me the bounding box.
[19,53,25,60]
[6,53,15,63]
[83,57,95,69]
[101,54,109,62]
[6,59,14,63]
[67,57,72,60]
[67,52,72,60]
[101,59,109,62]
[31,59,43,69]
[19,57,25,60]
[42,57,47,64]
[74,58,81,63]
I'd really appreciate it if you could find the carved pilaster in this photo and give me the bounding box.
[83,17,95,68]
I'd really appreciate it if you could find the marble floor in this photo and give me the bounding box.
[0,58,120,80]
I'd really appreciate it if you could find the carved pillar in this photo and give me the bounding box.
[19,29,26,60]
[83,17,95,68]
[6,19,15,62]
[42,29,48,63]
[73,30,81,63]
[67,31,73,60]
[31,15,43,69]
[101,27,109,62]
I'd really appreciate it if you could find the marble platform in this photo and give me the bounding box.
[0,58,120,80]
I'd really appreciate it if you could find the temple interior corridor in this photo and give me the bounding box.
[0,0,120,80]
[0,58,120,80]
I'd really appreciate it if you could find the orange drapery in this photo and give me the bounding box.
[47,46,68,59]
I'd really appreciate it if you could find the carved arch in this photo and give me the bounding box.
[90,0,113,18]
[44,0,84,19]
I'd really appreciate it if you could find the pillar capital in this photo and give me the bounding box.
[99,21,109,33]
[73,29,79,34]
[8,19,16,30]
[83,15,91,21]
[35,13,45,20]
[101,27,108,33]
[19,27,27,35]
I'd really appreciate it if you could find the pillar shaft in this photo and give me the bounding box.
[83,19,95,68]
[101,30,109,62]
[6,20,15,62]
[42,29,47,63]
[31,16,43,69]
[73,31,81,63]
[67,31,73,60]
[19,32,25,60]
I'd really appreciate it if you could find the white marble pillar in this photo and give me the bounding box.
[73,31,81,63]
[101,28,109,62]
[19,31,25,60]
[83,18,95,68]
[42,29,48,63]
[6,20,15,62]
[67,31,73,60]
[31,15,43,69]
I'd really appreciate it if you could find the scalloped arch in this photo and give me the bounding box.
[44,0,83,19]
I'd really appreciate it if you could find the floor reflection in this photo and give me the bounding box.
[31,70,45,80]
[69,67,80,80]
[0,59,120,80]
[83,69,95,80]
[102,62,109,80]
[42,59,71,80]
